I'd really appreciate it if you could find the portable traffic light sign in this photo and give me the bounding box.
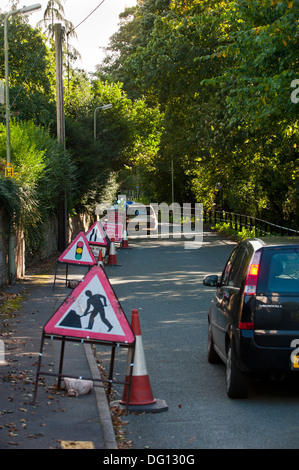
[58,232,96,266]
[75,241,84,260]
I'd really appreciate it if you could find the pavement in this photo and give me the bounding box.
[0,257,118,450]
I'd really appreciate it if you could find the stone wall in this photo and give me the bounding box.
[0,208,9,286]
[25,216,58,268]
[67,212,94,244]
[0,208,25,286]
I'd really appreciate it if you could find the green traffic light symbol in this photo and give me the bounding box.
[75,240,84,260]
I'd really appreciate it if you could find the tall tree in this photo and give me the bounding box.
[0,14,56,126]
[100,0,298,225]
[98,0,172,99]
[37,0,80,62]
[38,0,66,37]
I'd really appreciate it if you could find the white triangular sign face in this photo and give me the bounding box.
[58,232,96,265]
[85,221,110,246]
[44,266,135,344]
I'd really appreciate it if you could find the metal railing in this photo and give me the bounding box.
[203,209,299,237]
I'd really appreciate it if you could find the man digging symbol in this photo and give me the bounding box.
[82,290,113,332]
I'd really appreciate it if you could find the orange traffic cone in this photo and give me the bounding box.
[97,249,104,267]
[107,238,121,266]
[118,309,168,413]
[120,229,131,249]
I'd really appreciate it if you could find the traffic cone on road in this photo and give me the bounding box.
[107,238,121,266]
[120,229,131,249]
[116,309,168,413]
[97,249,104,267]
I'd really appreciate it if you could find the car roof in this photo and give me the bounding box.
[127,203,153,208]
[243,237,299,250]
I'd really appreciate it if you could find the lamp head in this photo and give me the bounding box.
[19,4,42,14]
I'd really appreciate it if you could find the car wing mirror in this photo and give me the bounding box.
[203,275,219,287]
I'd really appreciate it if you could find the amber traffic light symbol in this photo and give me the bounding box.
[58,232,96,266]
[75,241,84,260]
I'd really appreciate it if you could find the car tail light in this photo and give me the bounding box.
[244,251,261,295]
[239,321,254,330]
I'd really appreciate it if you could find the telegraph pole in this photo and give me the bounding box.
[55,23,67,251]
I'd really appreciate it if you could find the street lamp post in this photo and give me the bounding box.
[94,104,112,140]
[4,3,41,284]
[171,156,174,204]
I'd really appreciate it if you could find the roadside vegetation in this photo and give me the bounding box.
[100,0,298,226]
[0,0,298,260]
[210,222,258,241]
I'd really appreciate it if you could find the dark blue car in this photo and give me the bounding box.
[203,237,299,398]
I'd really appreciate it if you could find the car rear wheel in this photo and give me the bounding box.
[226,343,249,398]
[207,322,221,364]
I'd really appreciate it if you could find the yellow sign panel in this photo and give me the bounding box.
[5,163,13,178]
[292,356,299,369]
[60,440,95,449]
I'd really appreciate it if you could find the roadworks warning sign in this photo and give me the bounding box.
[44,266,134,344]
[58,232,97,266]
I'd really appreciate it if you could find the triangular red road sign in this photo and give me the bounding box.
[58,232,97,265]
[85,221,110,246]
[44,266,135,344]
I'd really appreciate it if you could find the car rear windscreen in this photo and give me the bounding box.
[258,248,299,294]
[127,206,151,215]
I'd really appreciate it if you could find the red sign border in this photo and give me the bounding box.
[85,221,111,246]
[44,265,135,344]
[58,231,97,266]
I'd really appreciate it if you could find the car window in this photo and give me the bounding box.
[137,207,149,215]
[221,246,240,286]
[127,206,153,216]
[258,249,299,294]
[228,246,249,288]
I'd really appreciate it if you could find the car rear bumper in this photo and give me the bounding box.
[236,330,299,373]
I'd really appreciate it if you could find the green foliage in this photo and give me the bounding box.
[212,222,257,241]
[0,120,77,251]
[99,1,171,99]
[0,6,165,258]
[0,15,56,127]
[0,121,44,228]
[37,0,80,60]
[101,0,298,228]
[220,0,298,128]
[66,77,164,210]
[1,0,298,263]
[0,175,21,227]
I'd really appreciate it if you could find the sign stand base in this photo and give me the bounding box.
[53,261,92,290]
[32,332,135,414]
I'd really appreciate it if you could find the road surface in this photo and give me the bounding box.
[102,231,299,450]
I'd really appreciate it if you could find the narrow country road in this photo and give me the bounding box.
[102,230,299,450]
